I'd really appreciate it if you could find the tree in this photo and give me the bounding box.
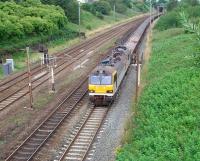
[116,3,127,13]
[167,0,178,11]
[93,1,111,15]
[123,0,133,8]
[158,0,168,4]
[41,0,79,23]
[182,0,199,6]
[0,1,68,41]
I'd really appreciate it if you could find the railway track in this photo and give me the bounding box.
[0,17,147,111]
[57,106,108,161]
[5,25,137,161]
[5,78,88,161]
[4,15,159,161]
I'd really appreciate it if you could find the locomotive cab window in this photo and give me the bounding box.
[90,75,112,85]
[90,76,100,85]
[101,76,112,85]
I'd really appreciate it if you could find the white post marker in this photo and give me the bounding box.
[26,47,33,108]
[51,66,55,92]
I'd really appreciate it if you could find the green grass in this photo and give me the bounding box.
[33,93,54,110]
[116,28,200,161]
[80,9,139,32]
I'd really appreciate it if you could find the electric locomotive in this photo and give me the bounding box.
[88,46,131,105]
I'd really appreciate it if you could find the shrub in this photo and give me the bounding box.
[155,11,181,30]
[123,0,133,8]
[186,6,200,18]
[86,25,92,30]
[93,1,111,15]
[82,1,111,17]
[0,0,68,46]
[96,12,104,19]
[133,1,148,12]
[41,0,79,24]
[116,3,127,14]
[82,3,93,12]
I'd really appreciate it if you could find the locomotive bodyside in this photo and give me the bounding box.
[88,46,131,106]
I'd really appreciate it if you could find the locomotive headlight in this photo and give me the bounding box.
[89,90,95,93]
[107,90,113,93]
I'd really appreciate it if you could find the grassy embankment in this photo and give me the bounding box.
[0,9,139,79]
[116,28,200,160]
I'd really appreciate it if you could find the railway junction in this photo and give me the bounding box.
[0,14,159,161]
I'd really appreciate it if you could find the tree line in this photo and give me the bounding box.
[82,0,148,19]
[0,0,67,41]
[0,0,148,53]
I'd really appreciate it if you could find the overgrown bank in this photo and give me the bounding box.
[116,28,200,160]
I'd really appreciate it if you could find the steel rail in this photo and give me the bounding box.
[5,77,89,161]
[58,107,108,161]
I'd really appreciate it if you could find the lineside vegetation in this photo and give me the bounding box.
[0,0,149,78]
[116,0,200,160]
[0,0,148,53]
[116,27,200,160]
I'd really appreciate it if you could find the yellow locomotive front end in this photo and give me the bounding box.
[88,68,116,106]
[89,84,113,95]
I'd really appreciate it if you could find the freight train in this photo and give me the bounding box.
[88,15,160,106]
[88,46,131,105]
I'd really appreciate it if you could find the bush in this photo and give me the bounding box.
[82,3,92,12]
[96,12,104,19]
[41,0,79,24]
[116,3,127,14]
[0,0,68,45]
[155,11,181,30]
[86,25,92,30]
[82,1,111,18]
[186,6,200,18]
[93,1,111,15]
[134,2,148,12]
[156,5,200,31]
[123,0,133,8]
